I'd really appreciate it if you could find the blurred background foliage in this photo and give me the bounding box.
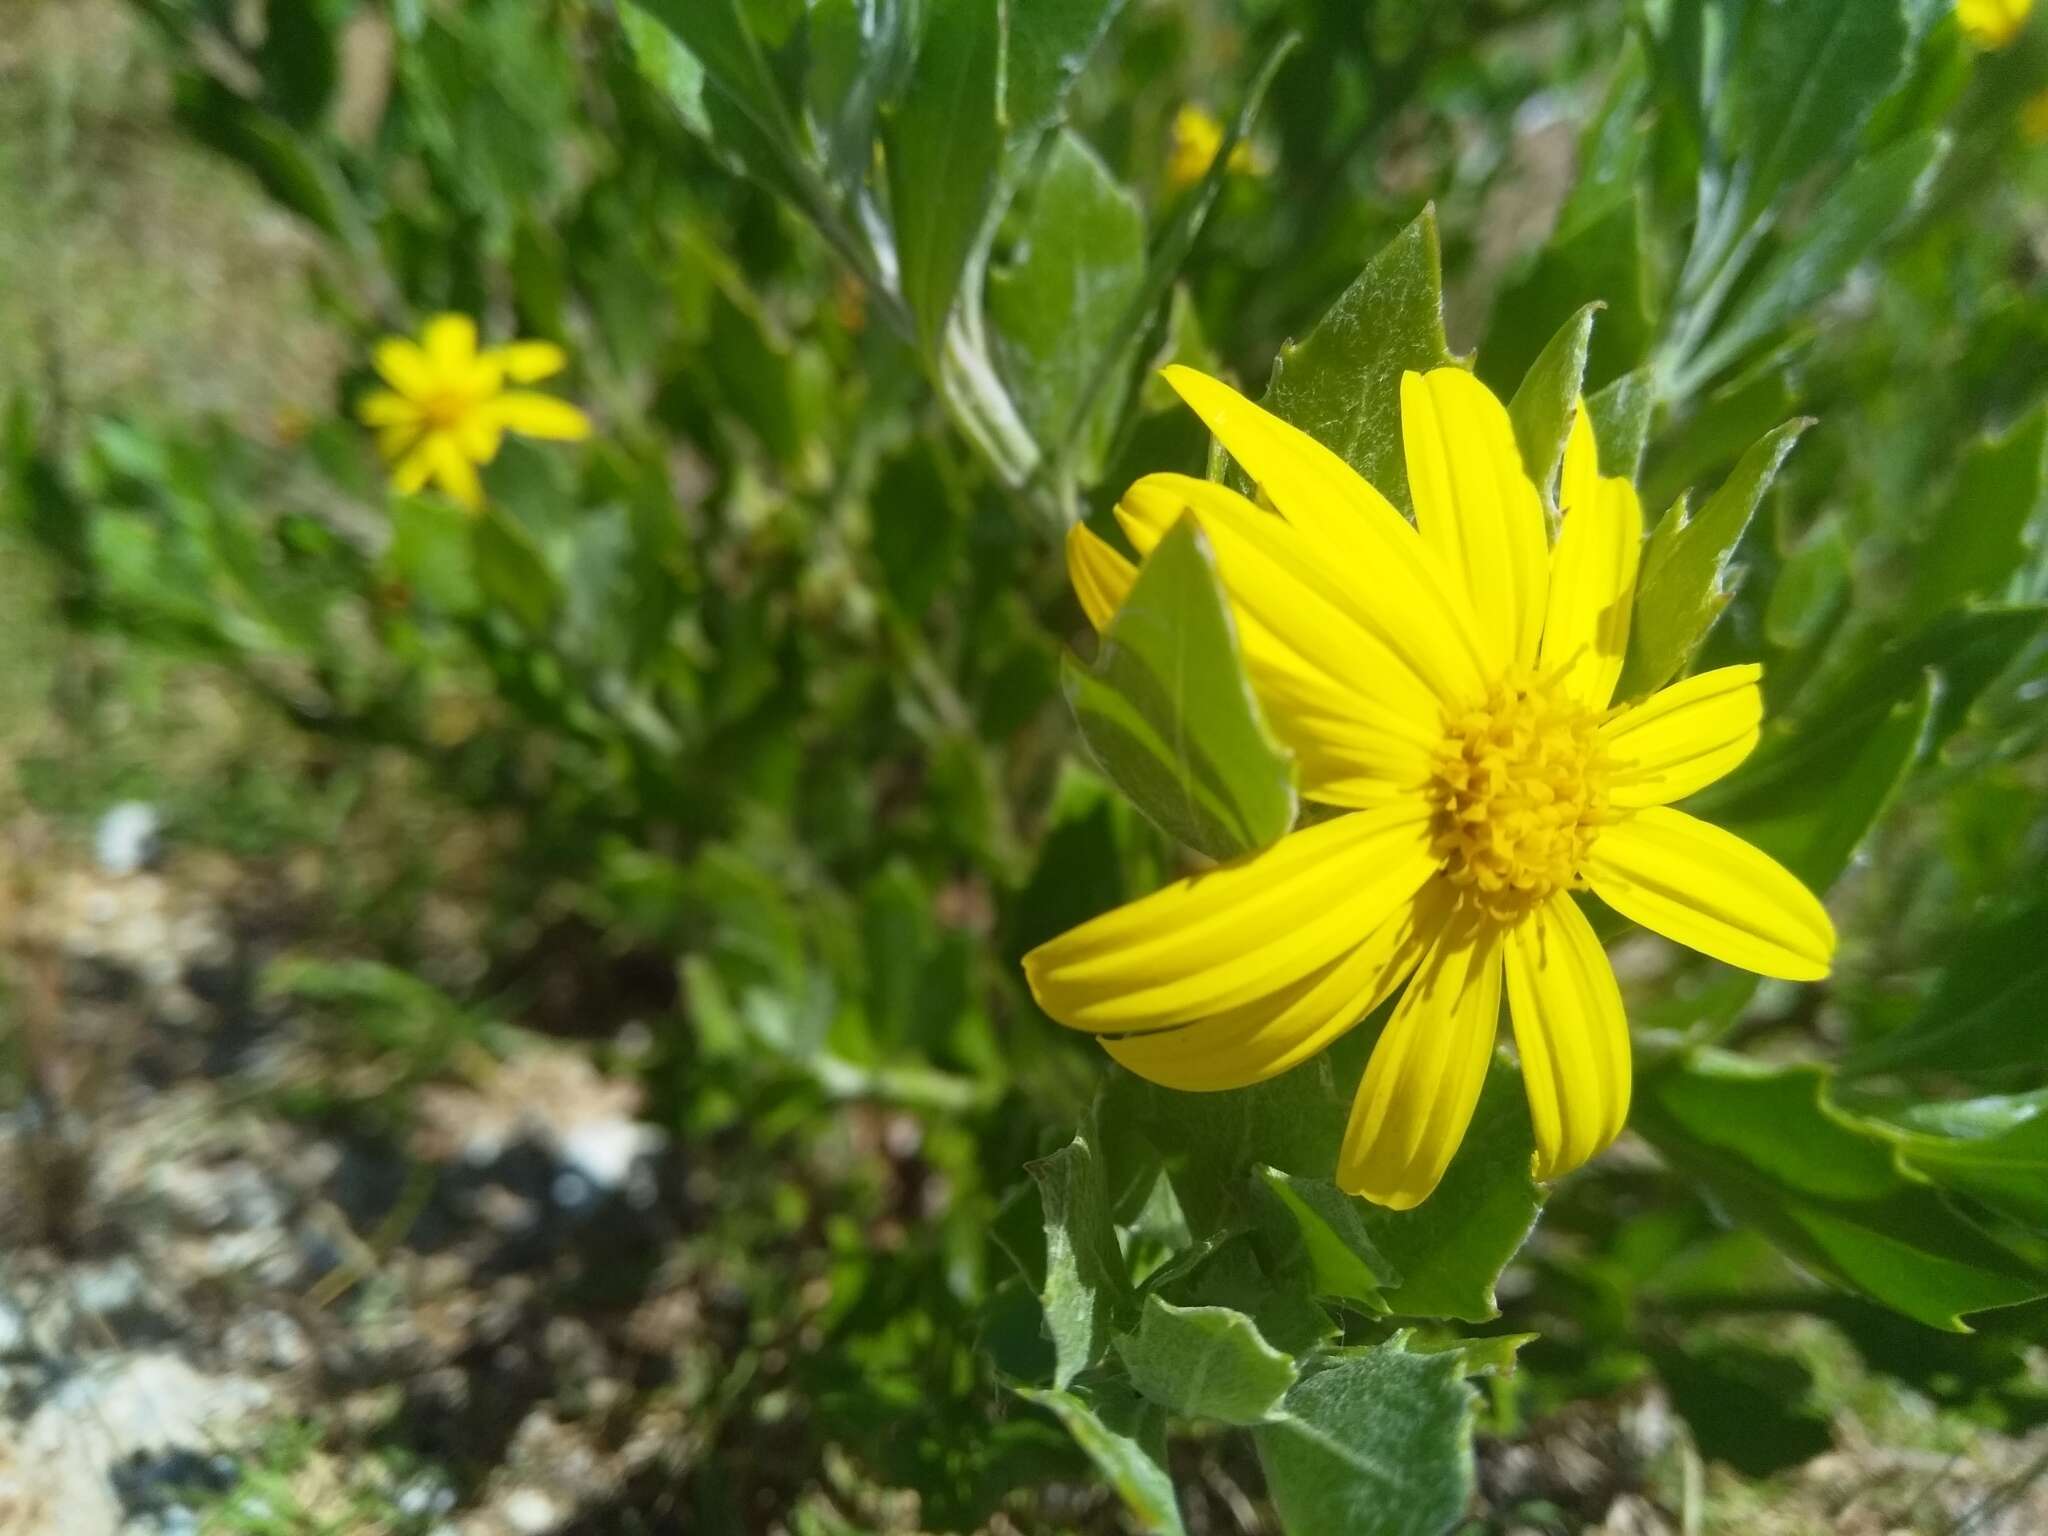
[4,0,2048,1530]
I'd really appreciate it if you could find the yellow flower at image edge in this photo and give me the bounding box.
[1032,366,1836,1210]
[1959,0,2032,50]
[1166,104,1257,192]
[358,314,592,511]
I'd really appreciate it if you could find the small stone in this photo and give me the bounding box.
[94,803,162,876]
[0,1295,33,1358]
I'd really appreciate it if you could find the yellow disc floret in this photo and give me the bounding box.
[1429,670,1609,924]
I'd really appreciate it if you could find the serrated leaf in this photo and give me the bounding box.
[1063,516,1296,860]
[1106,1037,1542,1325]
[1507,303,1600,522]
[1905,405,2048,626]
[1676,129,1948,394]
[1016,1381,1186,1536]
[1114,1296,1299,1425]
[1253,1341,1476,1536]
[1617,419,1811,700]
[1845,889,2048,1080]
[1030,1130,1134,1388]
[883,0,1004,355]
[989,131,1146,479]
[1632,1052,2048,1331]
[1256,206,1458,517]
[1251,1167,1398,1309]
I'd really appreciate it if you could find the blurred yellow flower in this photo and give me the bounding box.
[1166,104,1257,192]
[1959,0,2032,49]
[1035,371,1835,1209]
[358,314,592,511]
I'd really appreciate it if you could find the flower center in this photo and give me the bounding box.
[1427,669,1609,924]
[419,390,474,431]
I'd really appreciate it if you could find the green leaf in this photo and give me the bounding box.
[1031,1129,1135,1388]
[618,3,709,135]
[1617,419,1811,701]
[1063,516,1296,861]
[1253,1340,1476,1536]
[1005,0,1127,147]
[1845,889,2048,1080]
[1675,129,1948,393]
[627,0,816,215]
[1016,1381,1185,1536]
[1584,365,1656,480]
[1690,677,1931,893]
[1780,606,2048,758]
[1483,194,1653,399]
[384,496,480,615]
[1905,405,2048,627]
[471,507,559,633]
[1632,1052,2048,1330]
[1507,303,1600,522]
[1880,1092,2048,1233]
[1107,1039,1541,1325]
[1114,1296,1299,1425]
[1058,35,1294,468]
[1251,1167,1397,1310]
[1350,1061,1545,1324]
[1257,206,1458,517]
[1721,0,1914,225]
[883,0,1005,355]
[805,0,921,187]
[989,132,1146,478]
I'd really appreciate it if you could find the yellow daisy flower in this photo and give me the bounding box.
[357,314,592,511]
[1030,367,1836,1210]
[1166,104,1258,193]
[1959,0,2032,49]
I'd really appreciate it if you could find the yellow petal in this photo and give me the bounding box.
[1583,806,1835,981]
[1503,893,1630,1183]
[426,433,484,510]
[376,422,424,464]
[454,408,505,467]
[1401,368,1549,673]
[494,340,569,383]
[357,388,423,430]
[1067,522,1136,632]
[1337,909,1503,1210]
[1601,665,1762,808]
[423,313,479,376]
[373,337,436,400]
[1116,473,1443,793]
[1560,397,1599,528]
[1159,367,1487,701]
[390,439,436,495]
[1542,403,1642,707]
[1023,800,1437,1034]
[491,391,593,442]
[1102,879,1447,1091]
